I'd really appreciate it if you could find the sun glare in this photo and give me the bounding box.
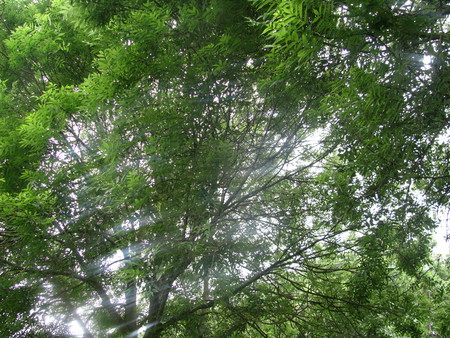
[69,320,84,337]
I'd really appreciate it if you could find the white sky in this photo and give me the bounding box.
[433,211,450,256]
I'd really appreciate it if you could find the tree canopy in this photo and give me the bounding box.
[0,0,449,336]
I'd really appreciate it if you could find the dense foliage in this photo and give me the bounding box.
[0,0,448,336]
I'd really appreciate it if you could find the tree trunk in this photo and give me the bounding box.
[143,259,192,337]
[142,286,171,338]
[123,246,138,333]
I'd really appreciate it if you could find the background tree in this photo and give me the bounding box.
[0,0,448,336]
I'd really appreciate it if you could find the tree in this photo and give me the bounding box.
[0,0,448,336]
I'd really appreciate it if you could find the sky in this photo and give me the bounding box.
[434,211,450,256]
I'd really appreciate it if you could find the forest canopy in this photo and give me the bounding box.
[0,0,449,336]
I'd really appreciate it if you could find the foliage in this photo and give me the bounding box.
[0,0,448,336]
